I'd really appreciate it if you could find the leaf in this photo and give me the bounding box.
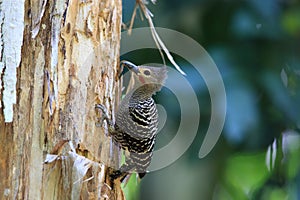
[222,153,270,199]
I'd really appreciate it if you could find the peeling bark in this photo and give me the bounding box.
[0,0,123,199]
[0,0,25,122]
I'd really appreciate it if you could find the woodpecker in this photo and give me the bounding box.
[96,61,167,182]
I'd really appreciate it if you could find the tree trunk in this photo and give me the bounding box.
[0,0,123,199]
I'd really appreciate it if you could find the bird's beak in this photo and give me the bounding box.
[120,60,140,74]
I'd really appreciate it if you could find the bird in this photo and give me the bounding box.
[96,60,167,182]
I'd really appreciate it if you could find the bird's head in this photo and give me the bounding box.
[120,60,167,87]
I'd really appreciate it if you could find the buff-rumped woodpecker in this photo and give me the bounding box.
[96,60,167,182]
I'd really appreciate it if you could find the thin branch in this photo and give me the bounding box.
[128,3,139,35]
[127,0,186,75]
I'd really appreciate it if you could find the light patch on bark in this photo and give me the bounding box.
[31,0,47,38]
[50,0,68,110]
[0,0,25,122]
[28,44,45,200]
[0,1,4,103]
[0,62,4,108]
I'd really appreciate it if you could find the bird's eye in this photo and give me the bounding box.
[143,70,151,76]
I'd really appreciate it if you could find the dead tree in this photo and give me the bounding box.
[0,0,124,199]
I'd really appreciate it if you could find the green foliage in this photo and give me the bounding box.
[283,133,300,180]
[220,153,270,199]
[282,8,300,36]
[123,175,140,200]
[261,187,289,200]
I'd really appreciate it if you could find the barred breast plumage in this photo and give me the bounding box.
[96,60,167,181]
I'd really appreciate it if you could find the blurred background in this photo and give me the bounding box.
[121,0,300,199]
